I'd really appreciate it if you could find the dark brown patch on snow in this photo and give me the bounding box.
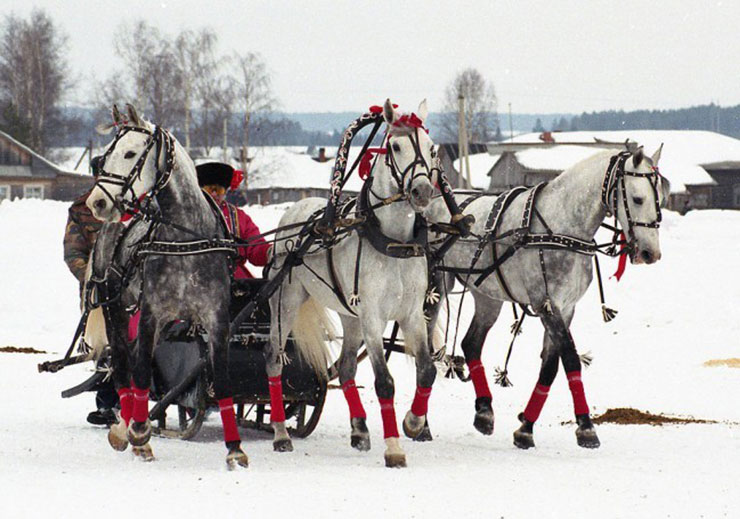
[590,408,715,426]
[1,346,48,354]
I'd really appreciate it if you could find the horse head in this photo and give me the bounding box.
[87,104,172,222]
[381,98,436,211]
[614,144,671,265]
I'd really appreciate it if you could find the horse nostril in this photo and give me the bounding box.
[411,187,420,198]
[640,250,653,264]
[94,198,107,211]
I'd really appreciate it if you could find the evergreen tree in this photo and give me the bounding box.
[532,118,545,133]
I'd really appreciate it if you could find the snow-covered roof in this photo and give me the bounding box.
[504,130,740,193]
[453,152,498,190]
[514,146,606,172]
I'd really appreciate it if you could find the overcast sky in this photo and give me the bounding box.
[3,0,739,114]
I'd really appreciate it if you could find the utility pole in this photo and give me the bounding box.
[508,102,514,142]
[222,118,229,163]
[458,94,472,189]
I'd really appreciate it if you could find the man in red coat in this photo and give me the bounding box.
[195,162,271,278]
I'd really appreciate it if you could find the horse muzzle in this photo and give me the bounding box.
[632,247,661,265]
[409,183,433,211]
[86,194,122,222]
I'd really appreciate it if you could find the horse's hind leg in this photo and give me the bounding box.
[541,308,600,449]
[207,305,249,469]
[400,311,435,441]
[337,314,370,451]
[266,284,309,453]
[362,317,406,468]
[461,293,503,436]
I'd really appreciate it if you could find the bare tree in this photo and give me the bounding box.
[232,52,277,174]
[439,68,498,143]
[0,9,68,154]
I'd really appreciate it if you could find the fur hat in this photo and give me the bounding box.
[196,162,234,189]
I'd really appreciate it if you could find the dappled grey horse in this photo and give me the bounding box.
[265,99,440,468]
[425,146,670,449]
[85,104,249,468]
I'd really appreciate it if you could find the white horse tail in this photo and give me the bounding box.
[291,298,334,381]
[82,258,108,361]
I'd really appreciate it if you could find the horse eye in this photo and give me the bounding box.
[392,142,401,152]
[124,151,136,159]
[632,196,644,205]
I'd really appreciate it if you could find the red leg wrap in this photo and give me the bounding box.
[567,371,590,415]
[268,376,286,423]
[341,380,366,419]
[127,311,140,342]
[410,386,432,417]
[468,359,492,399]
[218,397,241,444]
[131,386,149,423]
[378,397,399,439]
[117,387,133,426]
[523,383,550,423]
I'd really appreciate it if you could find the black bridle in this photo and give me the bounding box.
[382,126,436,198]
[94,125,175,219]
[601,151,663,255]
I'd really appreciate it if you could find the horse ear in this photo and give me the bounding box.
[632,146,644,168]
[112,104,124,126]
[651,143,664,167]
[126,103,142,127]
[383,98,399,125]
[658,174,671,208]
[417,99,428,124]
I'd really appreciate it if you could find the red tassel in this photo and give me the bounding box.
[612,232,628,281]
[230,169,244,191]
[359,147,386,180]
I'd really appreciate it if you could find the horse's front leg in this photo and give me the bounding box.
[105,303,135,452]
[127,306,160,461]
[400,311,435,442]
[362,316,406,468]
[461,293,503,436]
[337,314,370,451]
[207,307,249,469]
[541,308,600,449]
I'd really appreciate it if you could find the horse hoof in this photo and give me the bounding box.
[384,452,407,468]
[132,444,154,461]
[384,437,406,468]
[402,410,425,439]
[513,412,535,449]
[474,397,494,436]
[226,447,249,469]
[413,420,433,442]
[350,417,371,451]
[127,420,151,447]
[108,419,129,452]
[273,438,294,452]
[576,415,601,448]
[513,429,535,449]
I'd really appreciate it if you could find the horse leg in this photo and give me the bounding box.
[127,306,160,461]
[266,284,308,453]
[363,318,406,468]
[106,305,134,452]
[337,314,370,451]
[400,312,436,441]
[207,306,249,469]
[461,294,503,436]
[542,309,600,449]
[514,332,560,449]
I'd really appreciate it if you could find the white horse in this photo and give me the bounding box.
[265,99,440,467]
[424,146,670,448]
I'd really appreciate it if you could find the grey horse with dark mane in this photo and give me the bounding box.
[424,145,670,449]
[85,104,249,468]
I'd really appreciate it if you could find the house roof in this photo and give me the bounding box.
[0,130,71,177]
[499,130,740,193]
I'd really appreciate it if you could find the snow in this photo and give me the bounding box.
[1,198,740,518]
[453,152,499,189]
[509,130,740,193]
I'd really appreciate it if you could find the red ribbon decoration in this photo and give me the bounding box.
[359,147,387,179]
[120,193,147,223]
[612,231,628,281]
[231,169,244,191]
[393,112,427,133]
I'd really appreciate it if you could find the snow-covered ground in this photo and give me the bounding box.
[1,199,739,518]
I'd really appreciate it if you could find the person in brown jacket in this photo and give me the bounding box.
[63,156,118,426]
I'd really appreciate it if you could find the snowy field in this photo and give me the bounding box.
[1,199,739,518]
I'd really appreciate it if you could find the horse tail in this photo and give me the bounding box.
[291,298,334,381]
[82,258,108,361]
